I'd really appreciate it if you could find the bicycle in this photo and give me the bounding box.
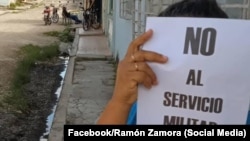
[51,7,59,23]
[90,8,100,29]
[81,7,100,31]
[81,7,90,31]
[43,13,52,25]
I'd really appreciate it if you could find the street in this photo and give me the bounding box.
[0,4,65,99]
[0,2,66,141]
[0,1,116,140]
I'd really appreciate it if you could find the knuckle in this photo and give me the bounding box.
[136,52,144,61]
[140,72,147,78]
[133,41,140,48]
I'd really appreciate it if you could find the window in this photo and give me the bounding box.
[109,0,113,14]
[127,0,250,39]
[120,0,134,20]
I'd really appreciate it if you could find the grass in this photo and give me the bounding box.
[4,26,74,114]
[3,43,60,114]
[8,3,16,10]
[8,0,24,10]
[15,0,24,7]
[43,26,74,43]
[43,31,60,37]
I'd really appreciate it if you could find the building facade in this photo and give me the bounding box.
[102,0,250,60]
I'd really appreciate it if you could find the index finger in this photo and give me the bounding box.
[134,50,168,63]
[127,29,153,55]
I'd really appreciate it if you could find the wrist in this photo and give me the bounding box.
[112,85,137,106]
[109,97,133,109]
[97,97,133,125]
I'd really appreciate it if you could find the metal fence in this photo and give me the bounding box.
[119,0,250,39]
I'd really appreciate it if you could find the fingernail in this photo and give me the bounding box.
[153,80,158,85]
[162,55,168,61]
[147,29,153,33]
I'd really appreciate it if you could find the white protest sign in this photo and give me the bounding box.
[137,17,250,125]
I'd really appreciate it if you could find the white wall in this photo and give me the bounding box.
[103,0,134,60]
[0,0,16,6]
[111,0,133,60]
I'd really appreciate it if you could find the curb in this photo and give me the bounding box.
[47,26,110,140]
[48,25,81,141]
[48,56,75,141]
[42,26,82,140]
[70,28,80,57]
[75,54,113,61]
[78,33,104,36]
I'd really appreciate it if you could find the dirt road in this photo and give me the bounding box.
[0,4,69,141]
[0,5,65,100]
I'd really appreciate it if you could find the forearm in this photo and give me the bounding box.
[96,98,132,125]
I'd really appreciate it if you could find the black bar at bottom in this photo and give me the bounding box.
[64,125,250,139]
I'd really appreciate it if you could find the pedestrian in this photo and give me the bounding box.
[43,6,51,19]
[96,0,250,125]
[62,6,82,24]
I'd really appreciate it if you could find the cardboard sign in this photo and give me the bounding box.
[137,17,250,125]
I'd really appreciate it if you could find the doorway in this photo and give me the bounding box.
[94,0,102,23]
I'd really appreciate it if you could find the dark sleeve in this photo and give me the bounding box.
[67,12,71,17]
[63,10,70,17]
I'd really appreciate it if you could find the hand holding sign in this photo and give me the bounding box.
[137,17,250,125]
[112,30,168,106]
[96,30,168,125]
